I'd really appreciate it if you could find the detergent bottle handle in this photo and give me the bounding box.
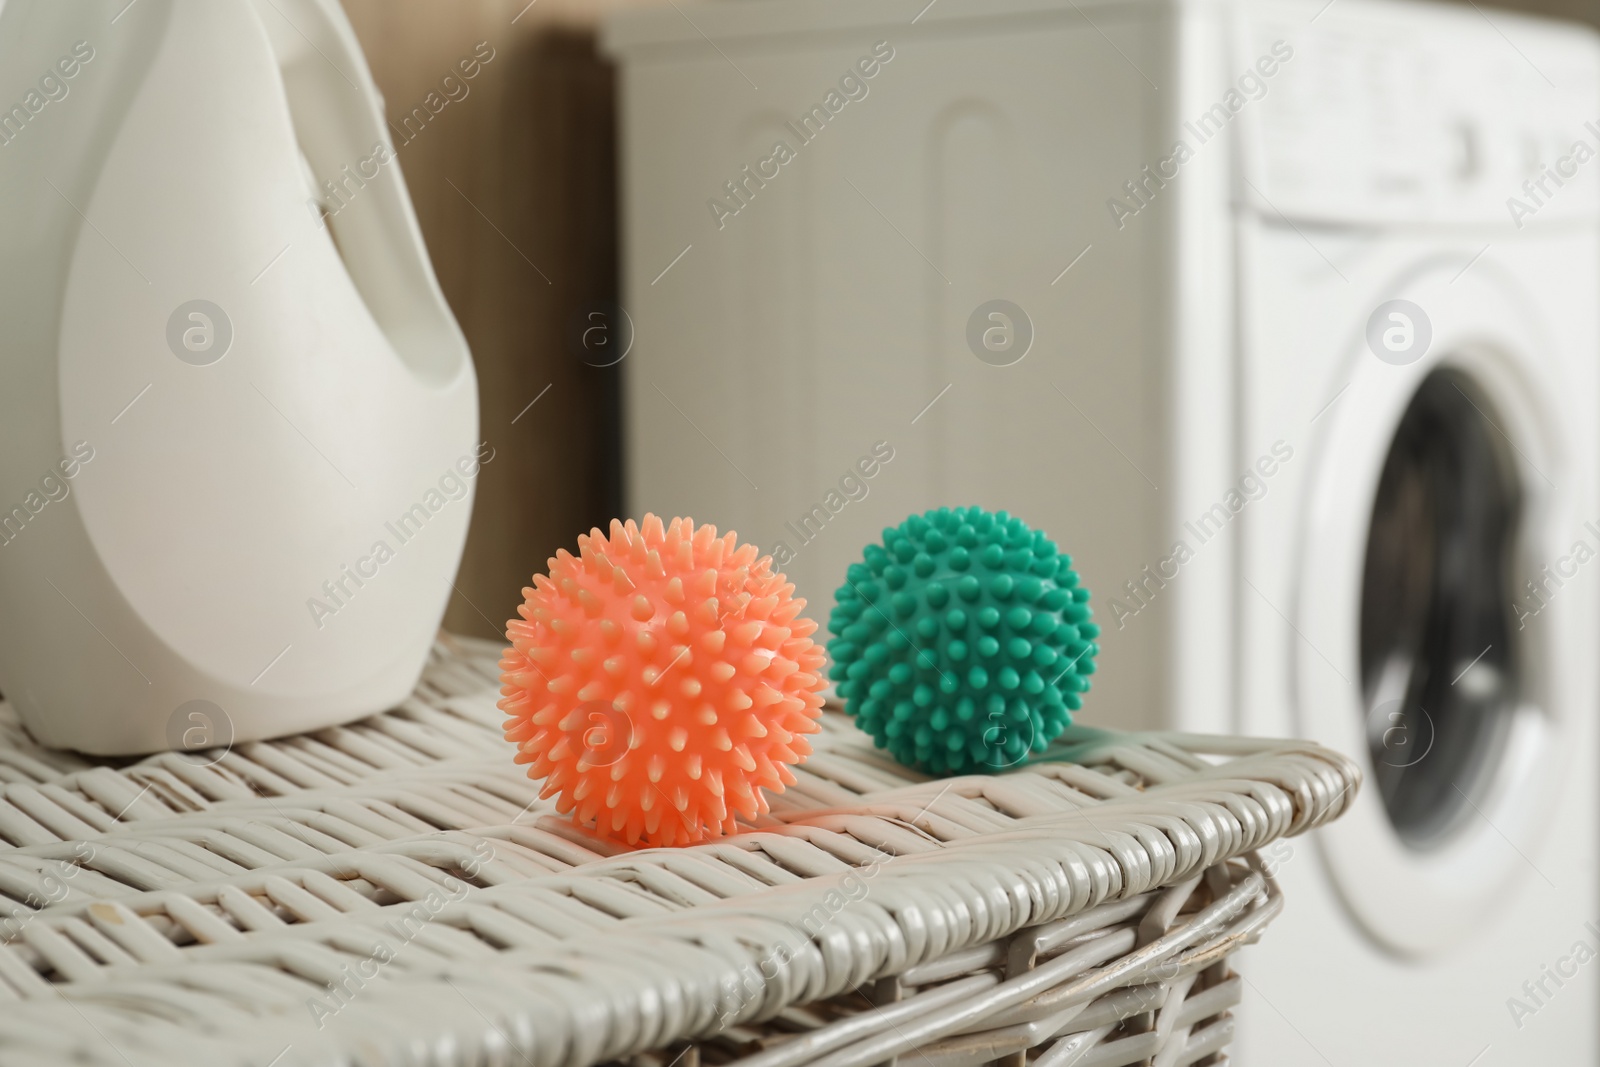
[248,0,470,386]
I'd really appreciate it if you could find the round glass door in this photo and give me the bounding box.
[1360,367,1522,848]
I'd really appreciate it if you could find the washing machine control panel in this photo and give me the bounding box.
[1239,9,1600,227]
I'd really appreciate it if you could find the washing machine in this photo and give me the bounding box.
[1232,14,1600,1058]
[606,0,1600,1060]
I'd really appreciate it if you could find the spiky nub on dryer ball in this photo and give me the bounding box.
[827,506,1099,775]
[500,515,826,847]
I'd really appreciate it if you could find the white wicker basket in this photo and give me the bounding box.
[0,635,1357,1067]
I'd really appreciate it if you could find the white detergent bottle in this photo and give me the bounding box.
[0,0,480,754]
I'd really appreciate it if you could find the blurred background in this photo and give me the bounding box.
[359,0,1598,640]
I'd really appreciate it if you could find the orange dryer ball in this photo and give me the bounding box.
[499,515,826,847]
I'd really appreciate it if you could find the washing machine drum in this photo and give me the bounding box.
[1360,368,1520,848]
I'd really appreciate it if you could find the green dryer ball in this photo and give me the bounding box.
[826,506,1099,775]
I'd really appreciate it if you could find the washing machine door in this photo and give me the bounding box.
[1294,260,1579,957]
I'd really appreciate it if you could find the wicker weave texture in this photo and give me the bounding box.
[0,636,1358,1067]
